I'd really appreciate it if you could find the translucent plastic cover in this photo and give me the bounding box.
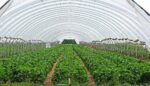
[0,0,150,46]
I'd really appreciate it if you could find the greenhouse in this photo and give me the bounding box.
[0,0,150,86]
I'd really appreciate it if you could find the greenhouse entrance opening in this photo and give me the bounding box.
[62,39,77,44]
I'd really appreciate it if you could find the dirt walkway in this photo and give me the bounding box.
[44,55,62,86]
[79,58,96,86]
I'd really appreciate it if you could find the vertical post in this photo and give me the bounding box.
[68,78,71,86]
[4,37,8,58]
[8,37,12,57]
[0,37,2,57]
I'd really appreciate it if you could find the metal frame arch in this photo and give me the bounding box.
[0,5,136,38]
[14,14,121,40]
[0,0,140,30]
[36,22,104,40]
[0,0,148,42]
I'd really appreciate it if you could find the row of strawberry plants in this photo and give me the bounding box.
[73,45,150,85]
[95,49,150,81]
[94,47,150,84]
[73,45,120,85]
[0,45,64,84]
[52,45,88,85]
[0,61,5,84]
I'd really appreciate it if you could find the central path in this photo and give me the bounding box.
[79,58,96,86]
[44,55,62,86]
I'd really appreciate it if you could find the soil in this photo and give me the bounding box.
[43,56,62,86]
[79,58,96,86]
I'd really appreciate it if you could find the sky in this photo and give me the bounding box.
[0,0,150,13]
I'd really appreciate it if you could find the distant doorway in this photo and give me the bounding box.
[62,39,77,44]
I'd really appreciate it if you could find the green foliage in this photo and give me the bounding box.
[138,72,150,83]
[0,62,6,84]
[0,43,45,58]
[73,45,150,85]
[0,45,63,83]
[1,44,150,85]
[1,82,42,86]
[52,45,87,85]
[95,43,149,59]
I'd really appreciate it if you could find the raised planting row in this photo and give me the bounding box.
[0,61,5,84]
[52,45,88,85]
[0,45,64,84]
[73,45,150,85]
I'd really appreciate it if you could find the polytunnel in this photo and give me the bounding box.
[1,0,150,86]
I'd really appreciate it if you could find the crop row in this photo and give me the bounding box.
[73,45,150,85]
[52,45,88,85]
[0,45,63,84]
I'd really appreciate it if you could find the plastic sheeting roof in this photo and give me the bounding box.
[0,0,150,44]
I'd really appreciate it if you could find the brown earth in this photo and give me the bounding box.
[43,55,62,86]
[79,58,96,86]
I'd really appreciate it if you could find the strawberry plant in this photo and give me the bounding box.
[52,45,88,85]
